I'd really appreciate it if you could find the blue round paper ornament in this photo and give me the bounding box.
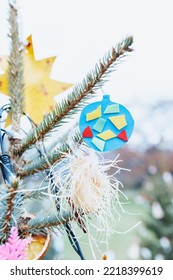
[79,95,134,152]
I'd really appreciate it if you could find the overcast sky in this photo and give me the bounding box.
[0,0,173,148]
[0,0,172,104]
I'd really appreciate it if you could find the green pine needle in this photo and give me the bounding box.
[18,132,82,178]
[20,211,73,232]
[8,1,24,132]
[17,35,133,156]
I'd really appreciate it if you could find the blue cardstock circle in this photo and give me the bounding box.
[79,95,134,152]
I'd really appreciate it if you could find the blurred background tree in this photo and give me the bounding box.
[138,174,173,260]
[0,0,173,260]
[105,100,173,260]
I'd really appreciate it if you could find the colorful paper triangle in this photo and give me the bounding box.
[82,126,93,138]
[117,130,128,142]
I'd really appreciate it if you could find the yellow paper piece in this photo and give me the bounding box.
[0,35,73,124]
[86,105,101,121]
[109,115,127,130]
[97,130,116,140]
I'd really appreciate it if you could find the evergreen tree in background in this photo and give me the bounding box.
[138,174,173,260]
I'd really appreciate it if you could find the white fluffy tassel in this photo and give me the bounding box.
[70,153,110,212]
[47,142,130,258]
[51,143,127,220]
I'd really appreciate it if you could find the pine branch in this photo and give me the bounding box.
[23,189,48,201]
[0,181,24,242]
[8,1,24,133]
[20,211,73,232]
[3,186,16,236]
[17,132,82,178]
[18,143,69,178]
[0,185,9,241]
[16,36,133,156]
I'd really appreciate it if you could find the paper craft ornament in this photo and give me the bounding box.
[0,35,72,124]
[79,95,134,152]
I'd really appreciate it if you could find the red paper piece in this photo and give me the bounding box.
[82,126,93,138]
[117,130,128,142]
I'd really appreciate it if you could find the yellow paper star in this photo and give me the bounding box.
[0,35,72,124]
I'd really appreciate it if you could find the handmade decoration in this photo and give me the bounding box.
[0,35,72,124]
[79,95,134,152]
[0,225,50,260]
[26,232,51,260]
[50,142,127,258]
[0,0,134,261]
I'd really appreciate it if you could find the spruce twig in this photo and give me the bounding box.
[24,189,48,201]
[8,1,24,133]
[18,132,82,178]
[18,144,68,178]
[0,0,135,260]
[0,3,25,242]
[20,211,73,232]
[3,186,16,237]
[0,185,10,241]
[0,180,23,241]
[16,36,133,156]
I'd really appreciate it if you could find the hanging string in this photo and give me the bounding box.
[0,105,85,259]
[0,104,11,155]
[0,104,15,183]
[23,111,85,260]
[101,87,106,96]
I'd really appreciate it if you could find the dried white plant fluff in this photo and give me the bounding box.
[43,141,133,258]
[70,153,111,212]
[50,143,127,230]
